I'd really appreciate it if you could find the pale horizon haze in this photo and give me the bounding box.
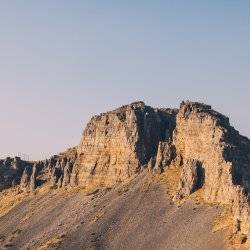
[1,1,250,160]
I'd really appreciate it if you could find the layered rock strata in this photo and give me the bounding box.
[72,100,250,236]
[71,101,176,186]
[0,147,77,191]
[173,101,250,234]
[1,100,250,238]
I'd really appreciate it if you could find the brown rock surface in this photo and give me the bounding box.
[0,157,32,191]
[175,159,204,199]
[0,147,77,192]
[1,100,250,248]
[154,141,175,173]
[172,101,250,236]
[20,166,31,190]
[72,101,176,186]
[68,101,250,240]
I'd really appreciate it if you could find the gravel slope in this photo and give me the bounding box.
[0,172,224,250]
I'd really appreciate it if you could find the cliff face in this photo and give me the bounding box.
[172,102,250,234]
[71,100,250,236]
[1,100,250,240]
[72,101,176,186]
[0,157,32,191]
[173,102,239,204]
[173,101,250,203]
[0,147,77,192]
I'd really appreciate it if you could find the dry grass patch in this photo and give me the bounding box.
[213,205,233,234]
[152,164,250,250]
[154,164,181,199]
[0,228,22,249]
[85,246,97,250]
[79,181,103,197]
[226,234,250,250]
[211,202,250,249]
[34,236,64,250]
[93,210,105,222]
[0,188,30,218]
[21,189,52,222]
[0,184,56,220]
[188,188,206,205]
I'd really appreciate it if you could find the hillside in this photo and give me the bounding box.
[0,100,250,249]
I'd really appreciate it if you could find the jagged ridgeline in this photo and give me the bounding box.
[0,147,77,192]
[1,101,250,237]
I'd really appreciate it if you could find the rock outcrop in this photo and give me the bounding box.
[0,157,32,191]
[1,100,250,240]
[0,147,77,192]
[172,101,250,235]
[30,164,37,191]
[72,101,176,186]
[20,166,32,190]
[71,100,250,237]
[175,159,204,199]
[154,141,175,173]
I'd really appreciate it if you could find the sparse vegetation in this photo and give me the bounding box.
[93,210,105,222]
[188,188,206,205]
[0,234,6,243]
[3,242,14,248]
[34,236,63,250]
[85,246,97,250]
[0,188,29,218]
[155,163,181,199]
[86,188,99,196]
[213,205,233,234]
[117,187,129,195]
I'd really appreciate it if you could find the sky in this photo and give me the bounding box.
[0,1,250,160]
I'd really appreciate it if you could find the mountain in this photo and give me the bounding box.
[0,101,250,250]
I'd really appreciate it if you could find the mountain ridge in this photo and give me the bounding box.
[1,100,250,249]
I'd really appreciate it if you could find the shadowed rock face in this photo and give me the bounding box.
[0,147,77,192]
[0,157,32,191]
[1,100,250,240]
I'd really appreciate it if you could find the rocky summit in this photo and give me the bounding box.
[0,101,250,250]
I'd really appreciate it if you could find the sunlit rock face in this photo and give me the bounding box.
[172,101,250,234]
[72,101,177,186]
[173,101,235,204]
[71,100,250,235]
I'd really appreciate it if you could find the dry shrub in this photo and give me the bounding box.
[35,236,63,250]
[213,205,233,233]
[154,163,181,199]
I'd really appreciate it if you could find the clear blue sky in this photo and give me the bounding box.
[1,1,250,160]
